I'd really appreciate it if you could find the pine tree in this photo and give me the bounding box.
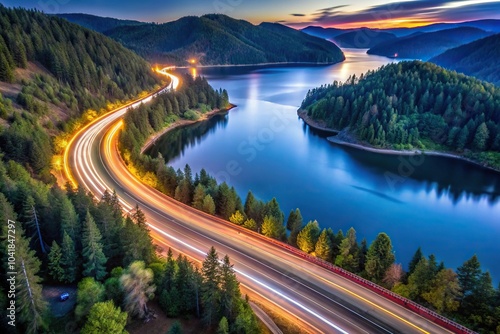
[48,241,64,282]
[261,215,285,240]
[229,210,245,225]
[192,184,206,210]
[217,317,229,334]
[202,194,216,215]
[201,247,221,327]
[365,233,395,282]
[263,198,284,224]
[408,247,424,278]
[457,254,481,300]
[82,210,107,280]
[296,220,321,253]
[14,228,47,334]
[315,229,333,261]
[60,231,78,283]
[59,196,79,241]
[286,208,303,246]
[219,255,241,322]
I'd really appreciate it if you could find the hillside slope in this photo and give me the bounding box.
[300,61,500,168]
[104,14,345,65]
[367,27,492,60]
[0,5,160,179]
[430,33,500,86]
[333,29,396,48]
[56,13,145,33]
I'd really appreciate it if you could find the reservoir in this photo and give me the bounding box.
[146,49,500,281]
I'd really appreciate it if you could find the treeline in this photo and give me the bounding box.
[0,5,158,99]
[430,33,500,86]
[119,73,229,167]
[0,5,160,182]
[103,14,345,65]
[301,61,500,167]
[0,156,256,332]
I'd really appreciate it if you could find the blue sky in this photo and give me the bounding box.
[3,0,500,28]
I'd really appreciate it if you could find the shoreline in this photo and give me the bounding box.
[297,110,500,173]
[140,104,236,155]
[176,59,345,69]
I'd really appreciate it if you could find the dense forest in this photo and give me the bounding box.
[0,5,161,181]
[301,61,500,168]
[56,13,145,33]
[367,27,492,60]
[430,33,500,86]
[119,73,230,168]
[86,14,346,65]
[0,6,257,334]
[332,29,396,48]
[0,165,257,333]
[119,74,500,334]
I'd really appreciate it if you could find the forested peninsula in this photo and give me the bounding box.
[300,61,500,170]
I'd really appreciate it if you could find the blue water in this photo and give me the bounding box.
[148,49,500,281]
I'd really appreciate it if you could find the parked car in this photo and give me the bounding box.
[59,292,69,302]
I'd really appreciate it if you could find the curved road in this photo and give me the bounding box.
[66,68,455,334]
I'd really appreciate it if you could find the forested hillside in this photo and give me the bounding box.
[300,61,500,168]
[104,14,345,65]
[56,13,145,33]
[332,29,396,48]
[367,27,491,60]
[0,5,160,181]
[430,33,500,86]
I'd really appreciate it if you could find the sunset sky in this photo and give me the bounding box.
[4,0,500,28]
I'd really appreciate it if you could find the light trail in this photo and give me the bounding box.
[64,67,460,334]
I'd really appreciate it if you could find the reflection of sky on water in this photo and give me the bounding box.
[148,49,500,282]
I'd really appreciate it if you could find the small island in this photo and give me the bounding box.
[299,61,500,170]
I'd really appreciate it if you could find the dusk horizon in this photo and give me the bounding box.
[3,0,500,29]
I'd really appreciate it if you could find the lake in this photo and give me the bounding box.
[147,49,500,281]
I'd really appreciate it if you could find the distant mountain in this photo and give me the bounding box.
[430,33,500,86]
[57,13,145,33]
[332,29,396,48]
[367,27,492,60]
[103,14,344,65]
[301,26,348,39]
[301,19,500,39]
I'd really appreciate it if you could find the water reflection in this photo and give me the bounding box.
[147,112,229,162]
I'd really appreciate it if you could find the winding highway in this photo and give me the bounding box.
[65,68,460,334]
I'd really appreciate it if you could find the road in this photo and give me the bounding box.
[66,68,456,334]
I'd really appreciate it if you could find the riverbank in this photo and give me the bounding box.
[298,110,500,173]
[297,109,339,134]
[140,104,236,154]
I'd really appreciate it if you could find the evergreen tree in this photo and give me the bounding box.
[296,220,321,253]
[219,255,241,322]
[365,233,395,282]
[47,241,64,282]
[261,215,286,240]
[457,255,481,300]
[201,247,221,327]
[82,210,107,280]
[286,208,303,246]
[335,227,359,272]
[59,196,79,241]
[263,198,284,224]
[314,229,333,261]
[192,183,206,210]
[60,231,78,283]
[14,228,47,334]
[408,247,424,278]
[229,210,245,225]
[202,194,216,215]
[168,321,183,334]
[242,218,257,231]
[217,317,229,334]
